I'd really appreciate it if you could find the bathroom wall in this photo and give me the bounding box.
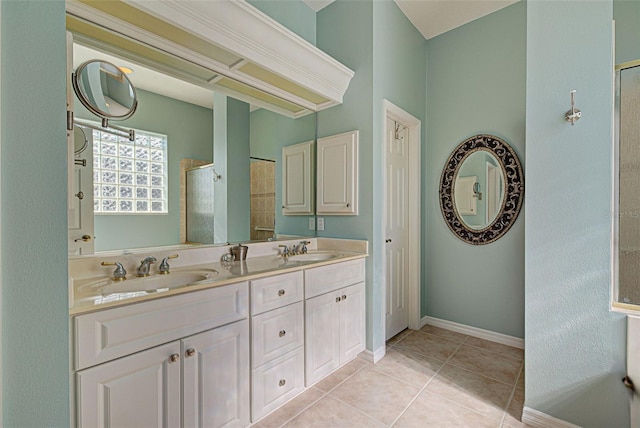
[76,89,213,251]
[425,1,526,338]
[614,0,640,64]
[247,0,316,45]
[317,0,427,352]
[525,1,628,425]
[1,0,70,426]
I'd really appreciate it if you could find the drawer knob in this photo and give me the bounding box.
[169,354,180,363]
[279,379,286,387]
[186,348,196,358]
[336,296,342,303]
[279,330,286,337]
[278,289,286,297]
[342,295,347,300]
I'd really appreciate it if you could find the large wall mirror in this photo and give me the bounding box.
[69,40,317,254]
[439,134,524,245]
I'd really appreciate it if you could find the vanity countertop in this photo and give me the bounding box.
[69,239,367,316]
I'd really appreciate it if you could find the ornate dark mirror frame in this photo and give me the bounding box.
[439,134,524,245]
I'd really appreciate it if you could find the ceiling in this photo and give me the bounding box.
[303,0,518,40]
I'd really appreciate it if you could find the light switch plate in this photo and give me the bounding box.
[308,217,316,230]
[317,217,325,231]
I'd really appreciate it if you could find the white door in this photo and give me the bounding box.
[340,282,366,362]
[628,316,640,427]
[305,291,340,386]
[183,319,250,428]
[385,118,410,340]
[76,341,181,427]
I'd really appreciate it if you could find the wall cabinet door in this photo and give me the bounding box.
[183,319,250,428]
[282,140,314,215]
[305,282,365,386]
[305,291,341,385]
[76,341,181,428]
[317,130,358,215]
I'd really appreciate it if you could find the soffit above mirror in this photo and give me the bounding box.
[66,0,355,118]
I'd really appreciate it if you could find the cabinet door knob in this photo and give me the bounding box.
[336,296,342,303]
[279,379,286,387]
[186,348,196,358]
[169,354,180,363]
[279,330,286,337]
[278,289,286,297]
[342,295,347,300]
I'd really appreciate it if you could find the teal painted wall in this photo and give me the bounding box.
[247,0,316,45]
[614,0,640,64]
[425,2,526,338]
[77,89,213,251]
[1,0,70,426]
[525,1,628,426]
[250,109,316,237]
[317,0,426,351]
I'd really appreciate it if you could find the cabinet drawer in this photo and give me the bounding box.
[304,259,365,299]
[251,348,304,422]
[74,282,248,370]
[251,302,303,368]
[251,271,303,315]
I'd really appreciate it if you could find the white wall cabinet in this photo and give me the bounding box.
[317,130,359,215]
[304,259,366,386]
[282,141,314,215]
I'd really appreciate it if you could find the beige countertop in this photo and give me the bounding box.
[69,238,368,315]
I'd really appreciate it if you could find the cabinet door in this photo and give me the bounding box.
[305,291,341,386]
[76,341,181,428]
[183,319,250,428]
[317,130,358,215]
[282,140,314,215]
[340,282,366,363]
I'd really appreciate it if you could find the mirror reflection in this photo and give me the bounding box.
[69,42,316,254]
[454,150,505,230]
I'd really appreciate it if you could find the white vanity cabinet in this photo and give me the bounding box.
[282,141,314,215]
[73,282,250,428]
[250,271,305,422]
[304,259,366,386]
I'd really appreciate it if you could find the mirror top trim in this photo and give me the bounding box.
[439,134,524,245]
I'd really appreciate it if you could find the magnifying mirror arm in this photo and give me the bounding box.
[72,117,135,142]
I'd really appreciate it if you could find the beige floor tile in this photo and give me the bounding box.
[513,371,524,403]
[393,391,500,428]
[425,364,513,420]
[394,331,460,361]
[465,336,524,361]
[448,344,523,384]
[502,396,525,428]
[330,367,421,425]
[419,324,469,343]
[386,328,411,347]
[372,347,443,388]
[252,387,325,428]
[314,357,369,392]
[283,395,384,428]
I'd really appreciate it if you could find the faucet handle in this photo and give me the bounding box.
[101,261,127,281]
[299,241,311,254]
[158,254,178,275]
[278,244,290,257]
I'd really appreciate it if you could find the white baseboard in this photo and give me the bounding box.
[359,345,386,363]
[522,407,580,428]
[420,316,524,349]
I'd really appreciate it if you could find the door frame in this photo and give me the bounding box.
[381,99,421,341]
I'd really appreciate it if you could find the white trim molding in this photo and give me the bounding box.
[522,407,581,428]
[359,346,386,364]
[420,316,524,349]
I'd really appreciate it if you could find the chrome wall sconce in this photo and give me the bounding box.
[565,90,582,125]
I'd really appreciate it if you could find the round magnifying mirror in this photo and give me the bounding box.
[72,60,137,120]
[73,126,88,155]
[454,150,505,230]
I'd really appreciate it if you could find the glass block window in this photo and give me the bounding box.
[93,128,168,214]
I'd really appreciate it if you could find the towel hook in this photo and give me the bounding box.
[565,90,582,125]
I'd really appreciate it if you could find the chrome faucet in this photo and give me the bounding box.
[297,241,310,254]
[278,244,290,258]
[158,254,178,275]
[101,261,127,281]
[136,256,157,277]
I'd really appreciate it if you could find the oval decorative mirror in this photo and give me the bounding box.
[72,60,138,120]
[440,134,524,245]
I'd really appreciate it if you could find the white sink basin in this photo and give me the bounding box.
[79,269,218,295]
[289,251,338,262]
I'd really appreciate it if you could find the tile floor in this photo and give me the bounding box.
[253,325,525,428]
